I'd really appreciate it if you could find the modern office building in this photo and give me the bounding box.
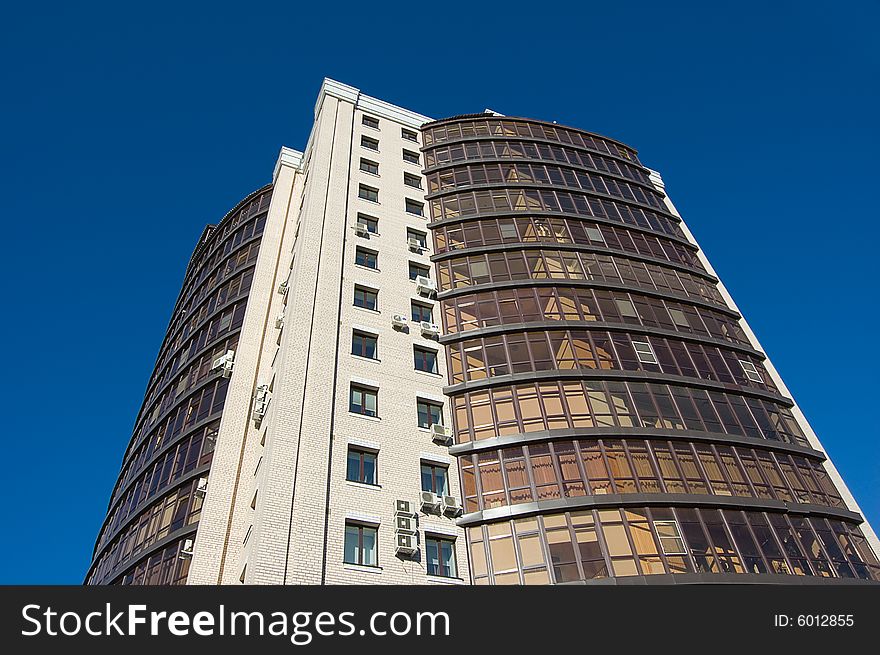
[87,79,880,585]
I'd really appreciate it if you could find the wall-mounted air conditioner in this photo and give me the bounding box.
[441,495,462,518]
[420,322,440,337]
[430,424,452,446]
[211,350,235,378]
[420,491,441,514]
[415,276,436,296]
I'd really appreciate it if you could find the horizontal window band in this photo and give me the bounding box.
[557,572,879,586]
[430,241,716,284]
[438,321,764,360]
[421,133,646,181]
[423,155,662,197]
[164,231,265,365]
[118,355,239,476]
[443,369,792,407]
[89,522,199,586]
[428,209,689,247]
[92,463,212,565]
[183,184,272,278]
[425,181,676,225]
[136,285,255,426]
[447,427,825,462]
[437,278,740,319]
[456,493,862,527]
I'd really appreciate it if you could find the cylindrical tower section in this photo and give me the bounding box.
[85,185,274,585]
[423,115,880,584]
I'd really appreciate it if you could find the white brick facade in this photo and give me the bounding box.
[188,80,468,585]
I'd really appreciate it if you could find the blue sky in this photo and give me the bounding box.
[1,1,877,583]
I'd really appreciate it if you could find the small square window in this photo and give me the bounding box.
[357,214,378,234]
[654,520,686,555]
[405,198,424,216]
[414,346,438,374]
[585,226,605,243]
[347,448,377,485]
[425,536,457,577]
[361,135,379,151]
[360,158,379,175]
[402,149,420,165]
[362,115,379,130]
[344,522,377,566]
[421,462,449,495]
[615,298,639,318]
[409,262,430,280]
[355,247,378,269]
[407,228,427,250]
[411,301,433,323]
[739,360,764,383]
[404,172,422,188]
[359,184,379,202]
[350,384,378,417]
[354,285,378,310]
[401,128,419,142]
[417,399,443,428]
[352,330,377,359]
[669,308,690,328]
[632,340,658,364]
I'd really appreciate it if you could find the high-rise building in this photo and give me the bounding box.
[87,79,880,586]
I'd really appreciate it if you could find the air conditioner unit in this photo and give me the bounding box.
[180,538,194,558]
[407,237,423,251]
[277,280,289,295]
[430,424,452,446]
[391,314,408,328]
[420,491,441,514]
[195,477,208,496]
[415,276,437,296]
[441,495,463,518]
[396,514,416,533]
[253,385,270,424]
[395,531,418,556]
[275,312,285,329]
[420,321,440,337]
[395,499,414,516]
[211,350,235,378]
[352,223,369,237]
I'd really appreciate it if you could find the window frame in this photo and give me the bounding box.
[361,135,380,151]
[411,301,433,323]
[353,285,378,310]
[354,246,378,270]
[362,115,380,130]
[739,360,765,383]
[356,213,379,234]
[425,535,457,578]
[344,522,378,566]
[351,330,378,359]
[402,148,420,164]
[359,184,379,203]
[409,261,430,281]
[350,384,379,417]
[420,462,449,495]
[401,127,419,142]
[632,340,658,364]
[346,447,378,485]
[405,198,424,216]
[359,158,380,175]
[417,399,443,428]
[414,345,439,374]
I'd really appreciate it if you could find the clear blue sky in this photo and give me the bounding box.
[1,1,877,584]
